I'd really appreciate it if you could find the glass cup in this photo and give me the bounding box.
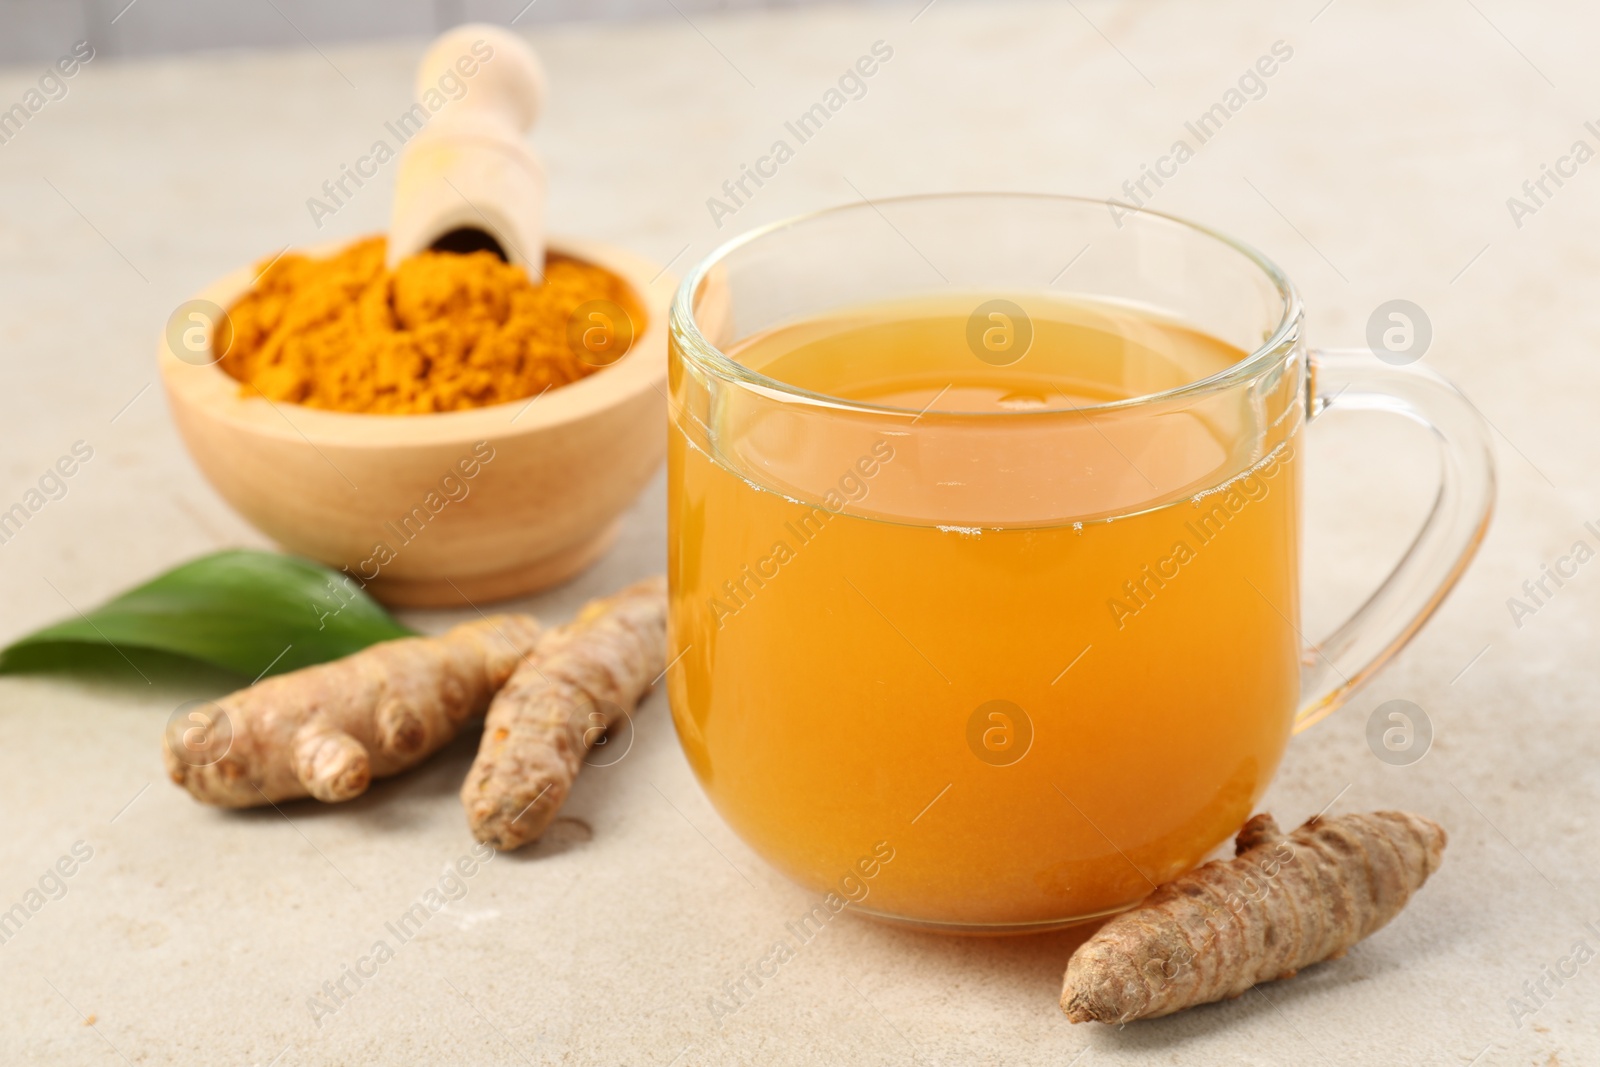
[666,193,1493,933]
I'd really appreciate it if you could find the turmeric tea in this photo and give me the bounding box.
[217,236,636,414]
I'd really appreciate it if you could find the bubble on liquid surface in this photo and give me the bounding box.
[1189,440,1294,506]
[997,391,1047,410]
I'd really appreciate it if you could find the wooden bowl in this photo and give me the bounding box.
[159,235,670,607]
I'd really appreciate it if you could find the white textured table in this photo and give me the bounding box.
[2,3,1595,1064]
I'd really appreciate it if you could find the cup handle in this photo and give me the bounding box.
[1294,348,1496,731]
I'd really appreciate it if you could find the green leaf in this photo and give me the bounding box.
[0,549,415,680]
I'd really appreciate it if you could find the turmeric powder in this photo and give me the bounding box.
[1061,810,1446,1024]
[217,236,637,414]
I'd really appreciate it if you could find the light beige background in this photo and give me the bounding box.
[0,2,1595,1064]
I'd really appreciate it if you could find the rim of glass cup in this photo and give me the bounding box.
[670,191,1304,418]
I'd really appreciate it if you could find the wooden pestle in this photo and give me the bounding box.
[387,24,547,272]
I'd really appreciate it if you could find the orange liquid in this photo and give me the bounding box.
[668,294,1301,928]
